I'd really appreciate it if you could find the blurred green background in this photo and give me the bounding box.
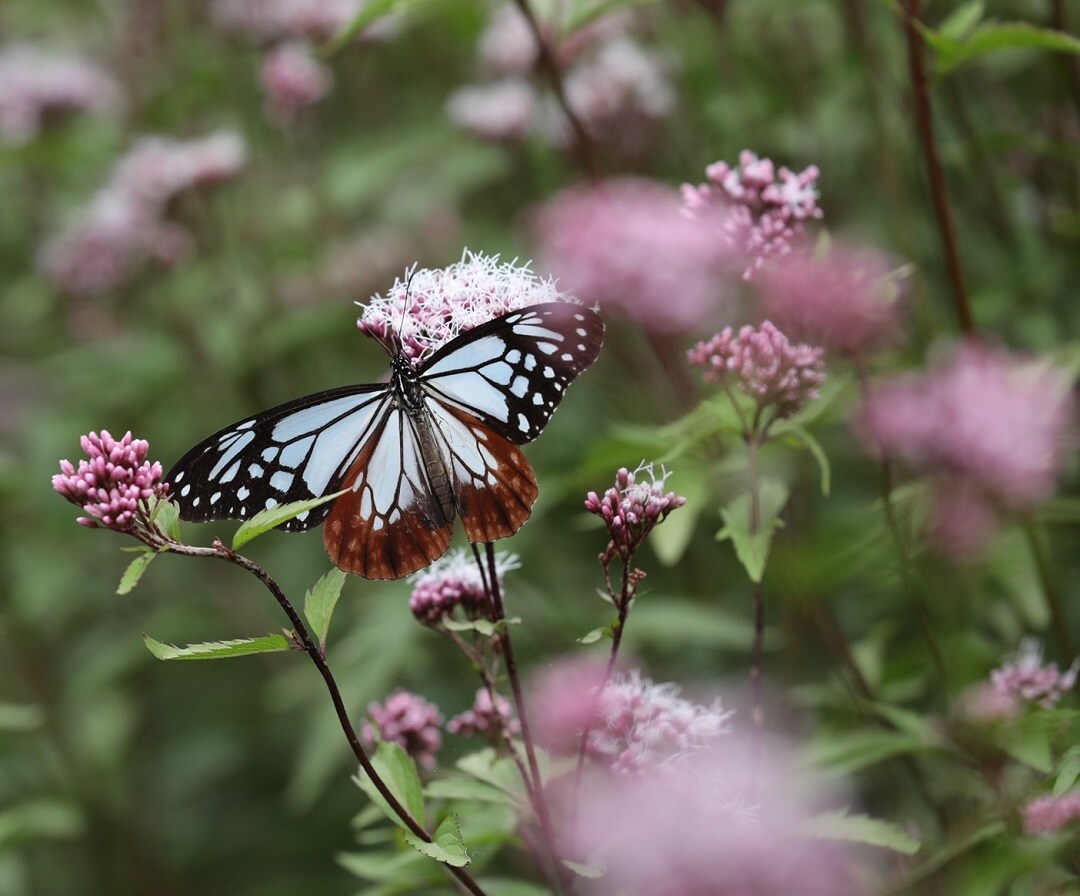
[1,0,1078,893]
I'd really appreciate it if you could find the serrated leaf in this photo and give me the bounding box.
[231,490,345,550]
[578,627,606,645]
[456,748,528,802]
[717,479,789,583]
[775,424,831,496]
[143,633,292,660]
[150,497,182,541]
[404,813,469,867]
[923,19,1080,77]
[804,808,920,855]
[1053,746,1080,797]
[303,567,347,649]
[354,740,426,831]
[117,550,158,595]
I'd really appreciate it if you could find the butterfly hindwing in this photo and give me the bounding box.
[167,385,389,531]
[421,303,604,444]
[324,407,453,579]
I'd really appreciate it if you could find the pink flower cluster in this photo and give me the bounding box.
[569,738,863,895]
[0,44,121,145]
[683,150,823,279]
[39,132,247,297]
[53,430,167,530]
[860,344,1073,556]
[533,179,731,333]
[531,663,729,775]
[585,463,686,562]
[757,245,903,357]
[447,689,520,740]
[408,548,519,626]
[260,41,333,125]
[990,639,1077,710]
[688,321,826,419]
[361,689,444,769]
[357,250,572,363]
[449,7,673,153]
[1022,790,1080,836]
[211,0,390,42]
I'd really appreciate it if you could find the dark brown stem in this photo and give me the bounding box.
[148,535,488,896]
[510,0,602,182]
[1049,0,1080,120]
[900,0,976,336]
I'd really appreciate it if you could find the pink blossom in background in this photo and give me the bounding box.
[53,430,167,530]
[211,0,396,42]
[532,179,731,333]
[991,639,1077,709]
[38,132,247,297]
[756,245,903,357]
[445,79,537,141]
[357,250,573,363]
[529,663,730,774]
[1022,790,1080,836]
[408,548,519,626]
[447,689,520,740]
[0,44,122,145]
[925,483,1003,562]
[477,4,540,76]
[860,343,1073,513]
[569,738,866,895]
[683,150,823,279]
[585,462,686,562]
[954,681,1020,723]
[260,41,333,124]
[688,321,826,419]
[541,37,675,155]
[361,689,444,769]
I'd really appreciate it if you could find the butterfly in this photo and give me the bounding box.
[167,302,604,579]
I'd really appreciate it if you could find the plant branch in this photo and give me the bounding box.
[1023,521,1075,662]
[899,0,976,336]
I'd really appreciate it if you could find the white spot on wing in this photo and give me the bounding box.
[181,484,191,496]
[279,436,313,469]
[510,376,529,398]
[249,463,264,478]
[270,471,293,492]
[237,486,250,501]
[219,460,241,484]
[209,430,255,479]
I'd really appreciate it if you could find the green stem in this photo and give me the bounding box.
[1023,521,1075,661]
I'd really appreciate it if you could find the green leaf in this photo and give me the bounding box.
[898,822,1005,888]
[804,808,921,855]
[578,626,606,645]
[150,496,182,541]
[717,478,789,583]
[354,740,426,831]
[323,0,440,55]
[456,749,528,803]
[425,778,514,805]
[923,19,1080,77]
[336,848,430,884]
[143,633,292,660]
[998,715,1054,773]
[0,800,83,849]
[0,703,44,732]
[442,617,520,636]
[116,549,158,596]
[807,730,940,775]
[937,0,984,40]
[474,880,551,896]
[649,465,704,565]
[1053,746,1080,797]
[231,490,346,550]
[774,424,831,496]
[404,813,470,867]
[303,567,347,650]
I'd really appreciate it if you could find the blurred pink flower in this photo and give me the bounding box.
[38,132,247,297]
[530,662,730,774]
[477,4,541,76]
[260,41,333,124]
[445,79,537,141]
[860,344,1073,512]
[408,548,519,626]
[532,179,731,333]
[569,738,865,895]
[357,250,573,363]
[0,44,121,145]
[53,430,167,530]
[585,462,686,563]
[954,681,1020,723]
[1023,790,1080,836]
[211,0,396,42]
[362,689,444,769]
[688,321,826,420]
[991,639,1077,710]
[447,689,520,741]
[756,245,903,357]
[684,150,822,279]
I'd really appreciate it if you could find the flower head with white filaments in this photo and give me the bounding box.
[409,547,521,627]
[356,249,574,365]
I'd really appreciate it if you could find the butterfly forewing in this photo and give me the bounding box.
[167,385,389,530]
[421,303,604,444]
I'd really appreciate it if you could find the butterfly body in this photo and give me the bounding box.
[168,303,603,579]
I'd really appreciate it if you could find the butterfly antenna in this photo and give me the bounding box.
[394,265,418,356]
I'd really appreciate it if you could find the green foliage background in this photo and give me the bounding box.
[1,0,1078,893]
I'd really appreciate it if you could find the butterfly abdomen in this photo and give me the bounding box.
[408,408,457,527]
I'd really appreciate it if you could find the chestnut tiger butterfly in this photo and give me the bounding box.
[167,302,604,579]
